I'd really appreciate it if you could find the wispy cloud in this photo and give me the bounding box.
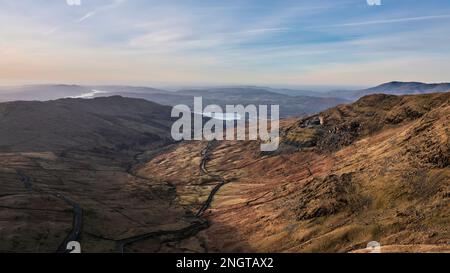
[319,14,450,28]
[128,26,293,52]
[44,0,126,35]
[232,27,291,35]
[44,26,60,36]
[76,11,96,23]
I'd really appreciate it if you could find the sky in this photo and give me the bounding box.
[1,0,450,87]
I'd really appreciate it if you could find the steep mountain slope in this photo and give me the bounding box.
[136,92,449,252]
[285,92,450,153]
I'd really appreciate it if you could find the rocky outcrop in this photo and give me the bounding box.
[404,105,450,168]
[284,92,450,153]
[296,173,361,220]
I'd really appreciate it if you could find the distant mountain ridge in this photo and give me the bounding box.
[0,84,168,101]
[323,81,450,100]
[0,84,349,118]
[1,81,449,118]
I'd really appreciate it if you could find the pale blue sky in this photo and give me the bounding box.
[1,0,450,86]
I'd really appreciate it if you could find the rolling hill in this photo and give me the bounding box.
[0,96,174,152]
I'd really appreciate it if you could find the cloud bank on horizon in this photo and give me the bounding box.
[1,0,450,86]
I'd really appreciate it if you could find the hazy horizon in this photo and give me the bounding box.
[0,82,370,92]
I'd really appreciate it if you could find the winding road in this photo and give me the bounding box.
[55,193,83,253]
[16,170,83,253]
[13,141,225,253]
[196,141,229,217]
[116,140,229,252]
[115,220,208,253]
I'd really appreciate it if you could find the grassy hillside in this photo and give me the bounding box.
[138,92,449,252]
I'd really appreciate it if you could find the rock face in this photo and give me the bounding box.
[296,173,361,220]
[284,92,450,152]
[404,104,450,168]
